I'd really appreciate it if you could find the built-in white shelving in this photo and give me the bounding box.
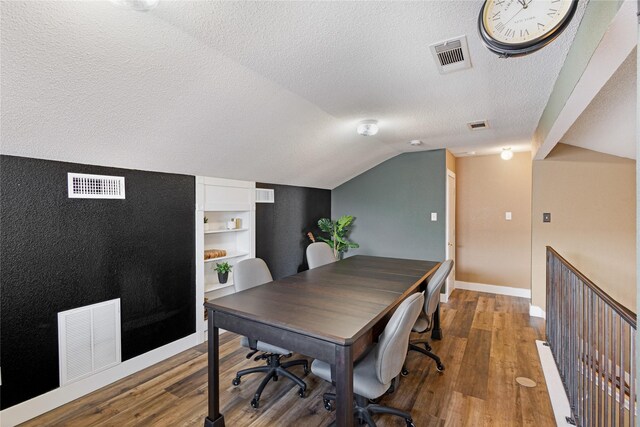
[204,228,249,234]
[203,251,250,263]
[196,176,256,343]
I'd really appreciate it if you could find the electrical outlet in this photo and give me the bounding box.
[543,213,551,223]
[431,212,437,221]
[505,212,512,221]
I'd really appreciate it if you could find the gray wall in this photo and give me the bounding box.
[332,150,446,262]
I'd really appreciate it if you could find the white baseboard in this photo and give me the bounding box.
[529,305,547,319]
[440,293,448,303]
[536,340,574,426]
[0,333,199,427]
[454,280,531,299]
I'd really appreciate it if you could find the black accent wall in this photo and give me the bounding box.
[256,183,331,280]
[0,156,195,409]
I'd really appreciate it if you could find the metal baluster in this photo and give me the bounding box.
[603,304,609,425]
[618,320,624,427]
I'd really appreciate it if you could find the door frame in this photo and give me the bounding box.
[444,169,456,301]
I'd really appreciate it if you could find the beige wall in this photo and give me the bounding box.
[446,149,456,173]
[531,144,636,311]
[456,152,532,288]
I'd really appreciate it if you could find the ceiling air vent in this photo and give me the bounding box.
[430,35,472,74]
[68,173,125,199]
[255,188,274,203]
[467,120,489,131]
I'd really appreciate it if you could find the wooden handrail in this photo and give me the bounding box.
[546,246,636,326]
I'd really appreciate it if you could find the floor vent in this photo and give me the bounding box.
[58,299,121,386]
[68,173,125,199]
[430,36,472,74]
[255,188,275,203]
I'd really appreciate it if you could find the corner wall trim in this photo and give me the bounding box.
[535,340,574,426]
[454,280,531,299]
[0,333,199,427]
[529,305,547,319]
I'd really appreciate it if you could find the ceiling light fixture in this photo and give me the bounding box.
[357,120,379,136]
[110,0,159,11]
[500,147,514,160]
[409,140,422,146]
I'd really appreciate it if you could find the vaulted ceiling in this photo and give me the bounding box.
[1,1,586,188]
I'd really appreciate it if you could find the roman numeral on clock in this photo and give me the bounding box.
[537,22,545,30]
[504,28,515,38]
[492,11,501,20]
[548,8,557,17]
[495,22,505,33]
[495,0,505,5]
[520,29,529,38]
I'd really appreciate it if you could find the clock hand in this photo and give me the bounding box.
[502,5,525,28]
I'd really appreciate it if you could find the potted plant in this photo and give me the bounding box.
[214,262,232,284]
[316,215,359,259]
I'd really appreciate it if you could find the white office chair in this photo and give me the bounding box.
[306,242,336,269]
[231,258,309,408]
[311,292,424,427]
[406,259,454,373]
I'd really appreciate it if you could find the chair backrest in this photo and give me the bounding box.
[234,258,273,292]
[375,292,424,385]
[424,260,454,317]
[306,242,336,269]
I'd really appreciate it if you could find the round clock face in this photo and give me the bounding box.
[479,0,578,56]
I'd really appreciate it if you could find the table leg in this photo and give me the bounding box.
[431,303,443,340]
[204,311,225,427]
[334,345,354,427]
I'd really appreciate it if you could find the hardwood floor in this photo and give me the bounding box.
[21,290,555,427]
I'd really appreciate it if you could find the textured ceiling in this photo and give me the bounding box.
[561,48,636,160]
[1,1,586,188]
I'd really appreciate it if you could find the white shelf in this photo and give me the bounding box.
[205,281,234,293]
[204,251,249,263]
[204,228,249,234]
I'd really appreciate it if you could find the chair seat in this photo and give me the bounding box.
[240,336,292,355]
[311,350,390,400]
[412,312,430,333]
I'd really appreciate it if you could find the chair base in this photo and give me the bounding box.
[408,339,445,372]
[233,353,309,408]
[322,393,415,427]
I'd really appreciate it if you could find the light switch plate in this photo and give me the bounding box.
[505,212,512,220]
[431,212,437,221]
[543,212,551,223]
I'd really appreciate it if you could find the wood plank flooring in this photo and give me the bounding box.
[21,290,555,427]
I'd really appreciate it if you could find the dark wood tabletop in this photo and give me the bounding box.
[207,256,438,345]
[204,255,440,427]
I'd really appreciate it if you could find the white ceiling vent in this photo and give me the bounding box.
[467,120,489,131]
[255,188,275,203]
[430,36,472,74]
[68,173,125,199]
[58,299,121,386]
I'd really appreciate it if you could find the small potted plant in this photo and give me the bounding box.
[214,262,232,284]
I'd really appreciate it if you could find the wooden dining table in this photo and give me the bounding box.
[203,255,440,427]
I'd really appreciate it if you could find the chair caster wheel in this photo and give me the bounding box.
[250,398,259,409]
[436,363,445,372]
[298,388,306,398]
[401,368,409,376]
[232,377,241,386]
[406,419,416,427]
[273,374,278,382]
[323,399,333,411]
[368,397,381,404]
[424,343,432,351]
[304,365,310,375]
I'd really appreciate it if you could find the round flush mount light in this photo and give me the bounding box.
[357,120,379,136]
[409,140,423,146]
[500,147,514,160]
[110,0,159,11]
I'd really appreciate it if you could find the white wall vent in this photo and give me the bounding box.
[430,35,472,74]
[68,173,125,199]
[467,120,489,131]
[58,299,121,386]
[255,188,275,203]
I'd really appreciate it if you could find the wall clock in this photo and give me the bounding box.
[478,0,579,57]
